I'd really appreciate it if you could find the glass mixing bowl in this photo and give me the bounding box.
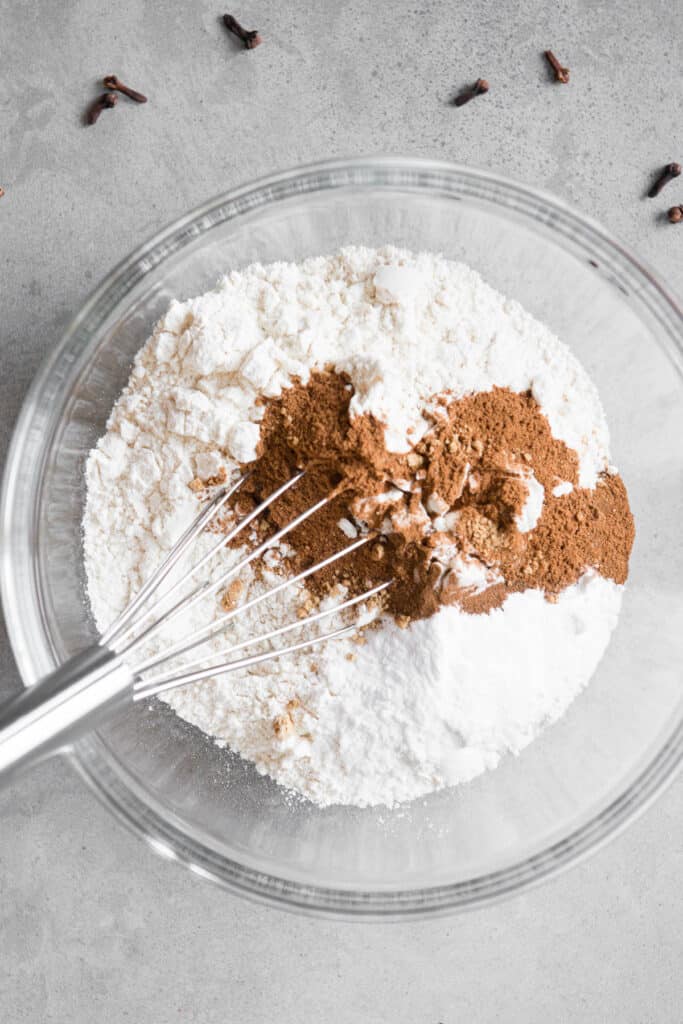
[2,158,682,918]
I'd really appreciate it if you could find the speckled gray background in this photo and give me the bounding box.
[0,1,681,1021]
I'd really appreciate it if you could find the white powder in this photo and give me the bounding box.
[285,574,621,805]
[447,554,502,595]
[516,472,545,533]
[83,245,622,808]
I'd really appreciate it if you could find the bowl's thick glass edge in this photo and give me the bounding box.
[2,156,682,917]
[67,724,683,920]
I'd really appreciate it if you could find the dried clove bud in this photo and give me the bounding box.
[87,92,118,125]
[454,78,489,107]
[103,74,148,103]
[648,163,681,198]
[223,13,262,49]
[544,50,570,84]
[667,205,683,224]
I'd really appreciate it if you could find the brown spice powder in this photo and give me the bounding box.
[189,466,228,493]
[227,371,634,622]
[220,578,245,612]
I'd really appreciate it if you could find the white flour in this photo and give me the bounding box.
[83,245,622,808]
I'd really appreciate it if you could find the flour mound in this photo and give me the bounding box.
[83,246,623,808]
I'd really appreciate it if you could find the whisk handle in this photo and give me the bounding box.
[0,645,133,784]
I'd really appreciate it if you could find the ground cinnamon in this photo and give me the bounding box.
[226,371,634,622]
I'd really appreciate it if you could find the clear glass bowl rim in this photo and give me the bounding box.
[2,156,682,919]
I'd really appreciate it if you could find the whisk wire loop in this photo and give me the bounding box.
[111,471,391,699]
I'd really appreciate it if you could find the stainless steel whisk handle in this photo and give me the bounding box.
[0,645,133,783]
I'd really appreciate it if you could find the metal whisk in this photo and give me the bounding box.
[0,471,389,781]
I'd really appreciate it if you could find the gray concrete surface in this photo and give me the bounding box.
[0,1,681,1020]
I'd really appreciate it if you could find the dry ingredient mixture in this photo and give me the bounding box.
[83,246,634,808]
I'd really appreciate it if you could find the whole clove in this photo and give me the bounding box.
[454,78,489,107]
[223,13,262,49]
[87,92,118,125]
[648,163,681,198]
[544,50,570,84]
[103,74,148,103]
[667,205,683,224]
